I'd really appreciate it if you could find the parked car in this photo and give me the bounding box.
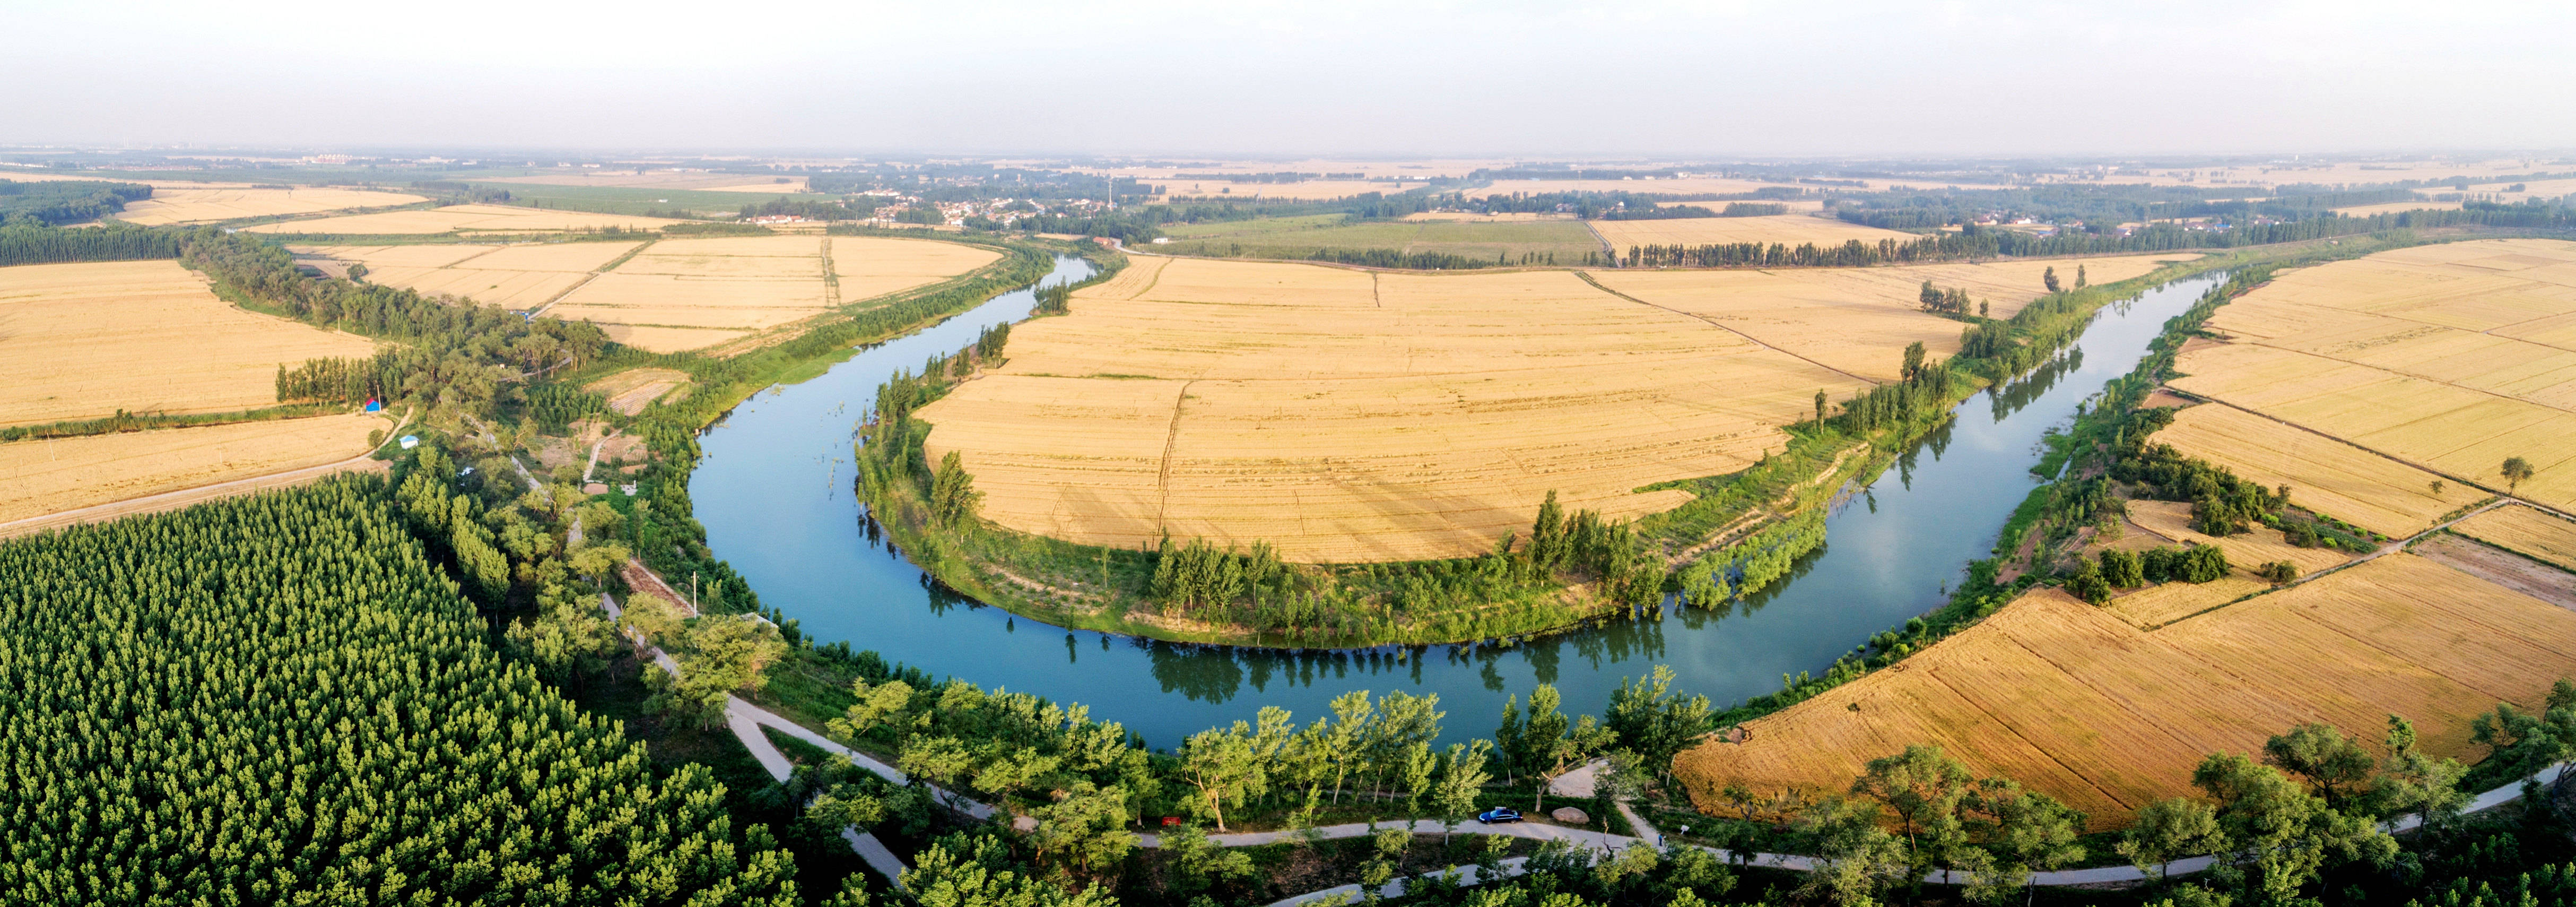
[1476,807,1523,824]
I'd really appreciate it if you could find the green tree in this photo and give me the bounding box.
[1961,777,2086,904]
[1026,781,1137,877]
[930,450,982,526]
[647,612,788,728]
[2502,455,2536,494]
[2043,265,2061,293]
[2192,752,2395,905]
[1798,797,1912,906]
[2262,723,2376,811]
[1604,664,1712,784]
[1434,740,1494,841]
[903,837,1116,907]
[1851,745,1975,885]
[2368,714,2468,828]
[2120,797,2226,885]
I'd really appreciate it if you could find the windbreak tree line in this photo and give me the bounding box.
[0,479,801,906]
[0,222,180,266]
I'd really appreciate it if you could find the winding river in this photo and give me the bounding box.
[693,257,2223,746]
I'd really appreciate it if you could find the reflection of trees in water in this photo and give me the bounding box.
[1893,417,1957,491]
[1708,540,1831,623]
[1989,345,2085,421]
[921,574,977,617]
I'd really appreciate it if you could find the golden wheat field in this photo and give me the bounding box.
[545,235,998,352]
[2171,239,2576,511]
[1676,552,2576,830]
[242,203,692,235]
[0,414,385,523]
[0,261,379,428]
[2453,504,2576,572]
[297,241,641,310]
[112,187,427,226]
[1589,255,2183,381]
[2101,575,2270,630]
[478,171,813,192]
[2149,402,2481,536]
[1589,214,1924,252]
[921,259,1906,562]
[2126,499,2355,576]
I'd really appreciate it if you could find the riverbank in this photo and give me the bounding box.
[848,243,2355,650]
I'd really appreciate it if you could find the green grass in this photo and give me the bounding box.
[1155,215,1603,263]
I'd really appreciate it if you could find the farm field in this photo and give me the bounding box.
[2149,402,2481,536]
[545,235,998,352]
[0,413,385,524]
[586,367,693,415]
[241,203,692,236]
[1589,214,1923,250]
[295,241,641,310]
[1589,255,2183,379]
[1153,215,1604,263]
[2453,504,2576,572]
[2169,239,2576,511]
[0,261,377,427]
[1675,551,2576,831]
[111,186,425,225]
[917,256,2047,562]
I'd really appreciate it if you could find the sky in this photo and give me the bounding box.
[8,0,2576,158]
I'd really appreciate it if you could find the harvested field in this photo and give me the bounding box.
[1589,215,1922,251]
[0,261,378,427]
[2415,532,2576,610]
[546,235,996,353]
[297,241,641,310]
[586,367,693,416]
[2453,504,2576,573]
[0,414,384,523]
[1677,553,2576,830]
[242,203,691,236]
[2150,403,2479,536]
[920,262,1885,562]
[2171,239,2576,511]
[1590,256,2185,380]
[114,187,427,225]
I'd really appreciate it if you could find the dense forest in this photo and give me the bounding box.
[0,222,180,266]
[0,479,804,905]
[0,178,152,226]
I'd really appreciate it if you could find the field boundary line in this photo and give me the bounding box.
[528,239,653,318]
[1155,380,1196,529]
[2238,336,2576,420]
[1571,270,1881,386]
[1582,220,1615,262]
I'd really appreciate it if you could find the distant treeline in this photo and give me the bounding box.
[0,179,152,227]
[1632,201,2574,268]
[0,223,179,266]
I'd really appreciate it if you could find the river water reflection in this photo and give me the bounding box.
[694,259,2222,746]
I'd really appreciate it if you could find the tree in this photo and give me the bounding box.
[1851,745,1975,884]
[1495,695,1526,784]
[1160,824,1255,900]
[647,612,788,728]
[1178,707,1290,831]
[829,678,920,741]
[2043,266,2061,293]
[1604,664,1712,784]
[903,837,1117,907]
[2503,456,2536,494]
[1798,797,1912,905]
[2192,751,2396,905]
[1026,781,1137,877]
[1902,341,1928,382]
[1815,388,1829,424]
[2075,264,2088,288]
[2120,797,2226,885]
[1434,740,1494,842]
[1962,777,2085,904]
[930,450,982,526]
[2368,715,2468,828]
[2430,479,2446,497]
[2262,723,2376,811]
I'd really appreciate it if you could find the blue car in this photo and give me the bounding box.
[1477,807,1523,824]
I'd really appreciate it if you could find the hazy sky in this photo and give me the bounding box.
[9,0,2574,158]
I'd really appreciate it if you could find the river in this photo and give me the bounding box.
[693,257,2223,747]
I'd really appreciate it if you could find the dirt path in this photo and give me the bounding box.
[1573,271,1882,387]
